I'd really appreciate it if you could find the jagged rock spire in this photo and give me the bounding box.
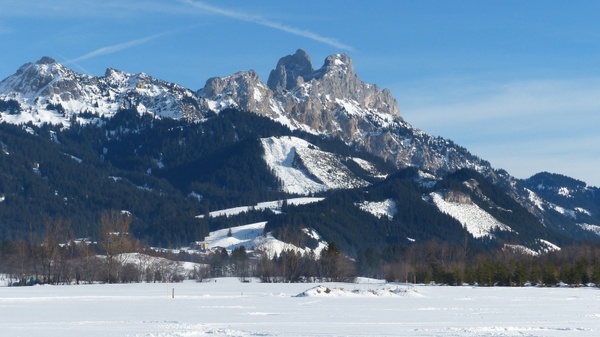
[267,49,314,91]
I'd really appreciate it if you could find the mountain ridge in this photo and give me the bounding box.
[1,51,599,254]
[1,52,496,179]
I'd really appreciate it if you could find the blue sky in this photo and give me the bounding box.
[2,0,599,186]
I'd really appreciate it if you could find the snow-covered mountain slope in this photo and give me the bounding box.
[261,136,370,194]
[520,172,600,240]
[428,191,512,239]
[524,172,599,217]
[0,57,204,127]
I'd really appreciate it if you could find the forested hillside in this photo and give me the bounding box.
[1,104,599,260]
[0,108,287,245]
[0,108,393,247]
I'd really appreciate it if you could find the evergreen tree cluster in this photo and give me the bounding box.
[264,168,559,257]
[2,105,600,264]
[0,108,294,246]
[0,98,21,114]
[0,106,398,248]
[380,240,600,287]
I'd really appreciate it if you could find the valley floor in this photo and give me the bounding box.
[0,278,599,336]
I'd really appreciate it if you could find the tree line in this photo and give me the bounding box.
[3,213,600,287]
[0,211,187,286]
[196,240,600,287]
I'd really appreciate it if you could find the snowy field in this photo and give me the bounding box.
[1,279,599,337]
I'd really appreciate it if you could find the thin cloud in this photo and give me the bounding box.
[0,0,186,18]
[181,0,354,51]
[65,31,171,64]
[398,78,600,130]
[393,77,600,186]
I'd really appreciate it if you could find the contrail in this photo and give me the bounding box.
[181,0,354,51]
[65,31,170,64]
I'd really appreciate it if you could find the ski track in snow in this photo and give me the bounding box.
[0,279,599,337]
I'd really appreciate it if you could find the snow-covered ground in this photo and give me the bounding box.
[1,279,599,336]
[356,198,397,219]
[429,192,512,238]
[196,197,324,218]
[194,221,327,257]
[187,197,329,257]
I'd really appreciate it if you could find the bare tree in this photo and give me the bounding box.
[255,248,276,283]
[40,219,72,284]
[100,210,133,283]
[10,240,30,285]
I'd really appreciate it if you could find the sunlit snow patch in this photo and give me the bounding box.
[578,223,600,236]
[356,199,397,219]
[503,244,539,256]
[350,157,387,179]
[525,188,545,211]
[537,239,561,253]
[429,191,512,238]
[414,170,438,188]
[261,136,369,194]
[196,197,324,218]
[549,203,577,219]
[335,98,396,129]
[575,207,591,216]
[197,222,327,258]
[202,222,267,252]
[557,187,573,198]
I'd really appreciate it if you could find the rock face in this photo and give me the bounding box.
[267,49,314,91]
[273,51,401,135]
[198,70,278,120]
[199,49,488,178]
[443,190,472,204]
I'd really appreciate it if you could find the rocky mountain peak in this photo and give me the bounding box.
[266,50,356,92]
[199,50,403,140]
[28,56,70,76]
[104,67,132,87]
[267,49,314,91]
[314,53,354,79]
[3,57,74,95]
[105,67,119,77]
[37,56,59,65]
[199,70,275,115]
[266,50,401,135]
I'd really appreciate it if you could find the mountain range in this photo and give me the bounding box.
[1,50,599,256]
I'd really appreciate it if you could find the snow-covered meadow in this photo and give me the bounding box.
[1,278,599,337]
